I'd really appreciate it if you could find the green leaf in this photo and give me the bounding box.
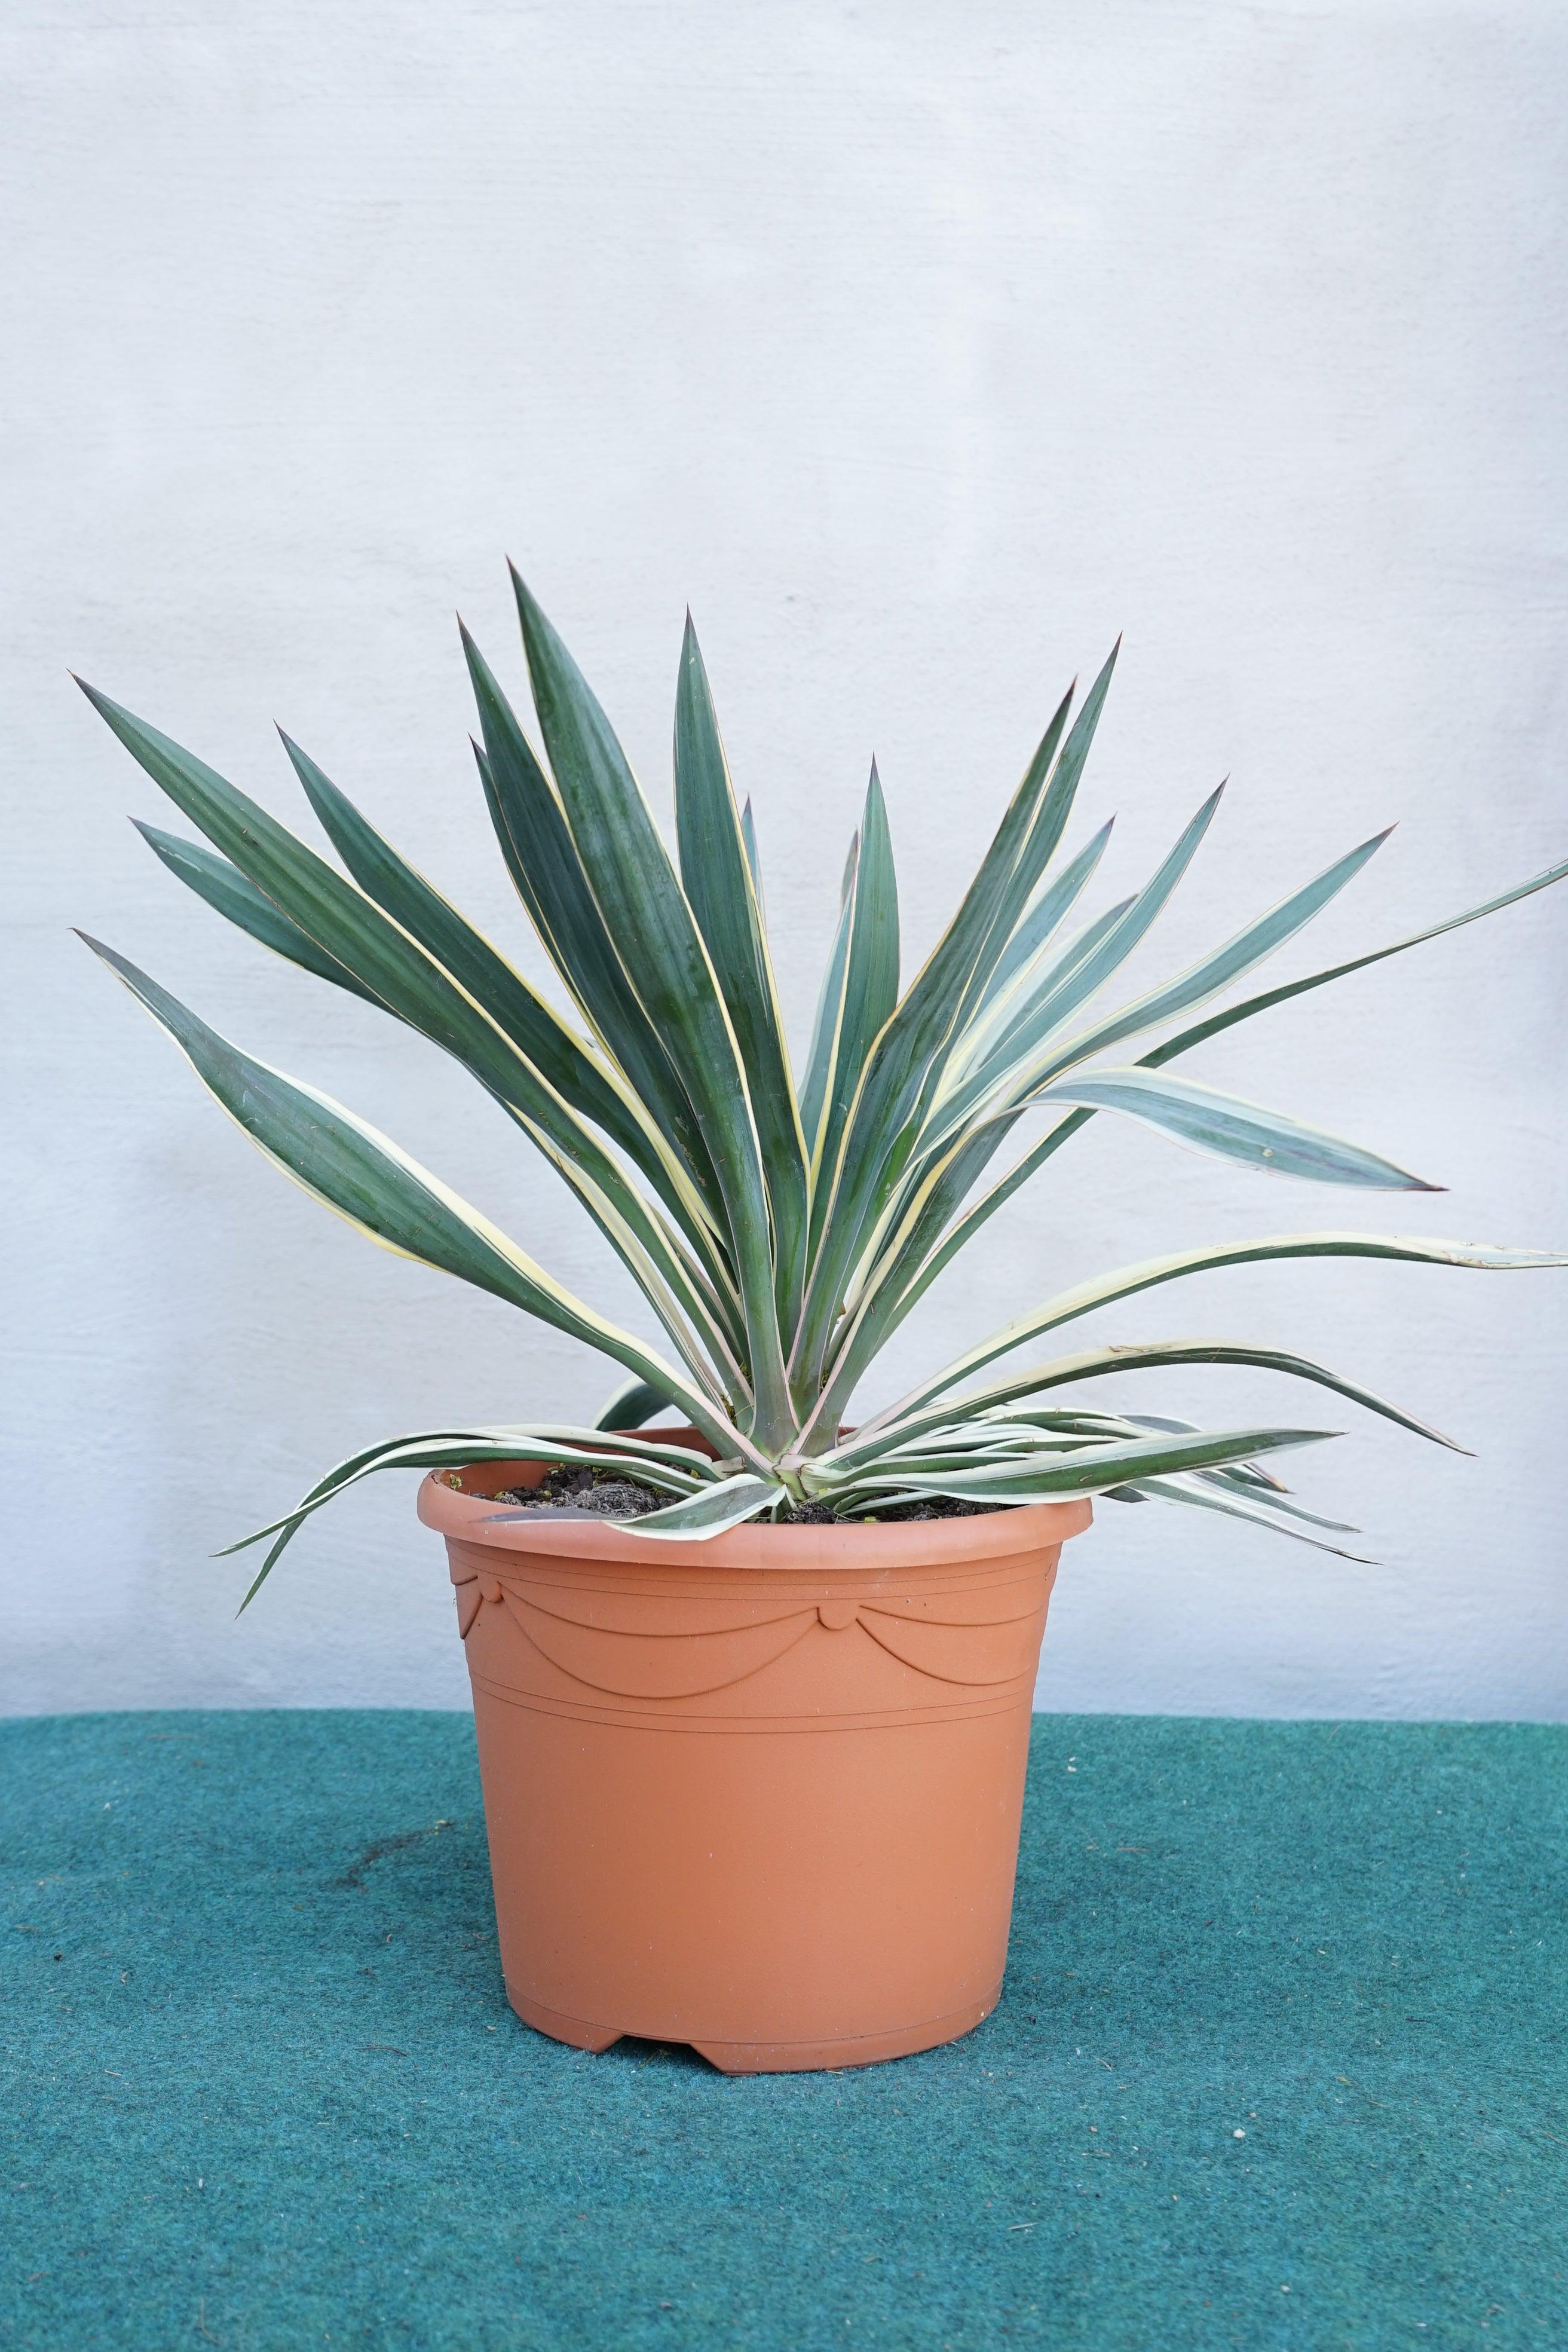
[1033,1067,1441,1190]
[78,680,739,1385]
[1117,1472,1374,1561]
[832,1231,1567,1447]
[740,798,763,902]
[1039,828,1392,1077]
[879,848,1568,1339]
[674,617,809,1329]
[807,1114,1040,1426]
[1143,852,1568,1071]
[805,762,900,1221]
[938,681,1083,1044]
[228,1422,716,1551]
[512,572,795,1446]
[964,817,1116,1027]
[134,822,378,1002]
[1186,1471,1356,1530]
[221,1424,715,1606]
[624,1474,788,1540]
[463,629,730,1239]
[794,657,1112,1390]
[800,837,859,1157]
[823,1423,1337,1508]
[595,1376,679,1432]
[938,788,1224,1138]
[81,933,751,1462]
[900,898,1135,1168]
[277,730,689,1209]
[817,1336,1461,1475]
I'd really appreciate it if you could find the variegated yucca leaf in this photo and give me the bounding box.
[809,1424,1339,1511]
[221,1423,721,1604]
[616,1474,791,1539]
[78,575,1566,1575]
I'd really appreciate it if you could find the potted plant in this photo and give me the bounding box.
[78,574,1563,2072]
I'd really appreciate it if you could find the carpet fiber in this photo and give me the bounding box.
[2,1710,1565,2350]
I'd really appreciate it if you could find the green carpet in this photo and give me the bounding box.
[2,1711,1564,2351]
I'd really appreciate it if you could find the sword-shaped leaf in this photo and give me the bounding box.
[805,762,900,1225]
[930,789,1224,1146]
[825,1423,1336,1509]
[278,730,694,1218]
[955,819,1117,1046]
[815,1336,1459,1476]
[832,1231,1566,1450]
[740,798,763,902]
[1037,827,1393,1078]
[880,898,1133,1208]
[981,1339,1449,1453]
[800,833,859,1159]
[623,1473,788,1540]
[1145,851,1568,1070]
[223,1423,716,1606]
[793,654,1114,1391]
[513,571,794,1446]
[936,681,1082,1047]
[229,1421,716,1551]
[1186,1472,1356,1530]
[674,617,808,1327]
[463,629,730,1238]
[866,828,1400,1340]
[1032,1066,1440,1190]
[595,1376,680,1431]
[80,935,749,1464]
[1112,1471,1374,1560]
[134,822,378,1002]
[78,681,734,1380]
[908,851,1568,1316]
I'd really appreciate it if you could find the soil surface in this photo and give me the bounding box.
[492,1465,665,1517]
[487,1463,999,1524]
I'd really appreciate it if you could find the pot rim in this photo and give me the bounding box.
[418,1457,1092,1573]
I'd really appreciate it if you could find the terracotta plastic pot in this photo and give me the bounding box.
[419,1434,1089,2074]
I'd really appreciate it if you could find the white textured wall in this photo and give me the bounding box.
[5,0,1566,1720]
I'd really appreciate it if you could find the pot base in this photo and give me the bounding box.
[507,1984,999,2074]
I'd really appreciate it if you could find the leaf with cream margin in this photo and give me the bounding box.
[824,1232,1568,1454]
[513,572,794,1447]
[1030,1067,1440,1190]
[623,1474,789,1540]
[819,1423,1337,1509]
[79,935,751,1465]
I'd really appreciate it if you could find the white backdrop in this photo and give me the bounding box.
[5,0,1566,1720]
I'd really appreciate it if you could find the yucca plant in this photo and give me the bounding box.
[78,573,1565,1602]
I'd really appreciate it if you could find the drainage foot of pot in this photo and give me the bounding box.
[507,1982,996,2073]
[506,1988,621,2054]
[690,1996,997,2075]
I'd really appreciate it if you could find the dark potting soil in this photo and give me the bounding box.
[488,1463,1000,1525]
[492,1465,665,1518]
[770,1496,999,1525]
